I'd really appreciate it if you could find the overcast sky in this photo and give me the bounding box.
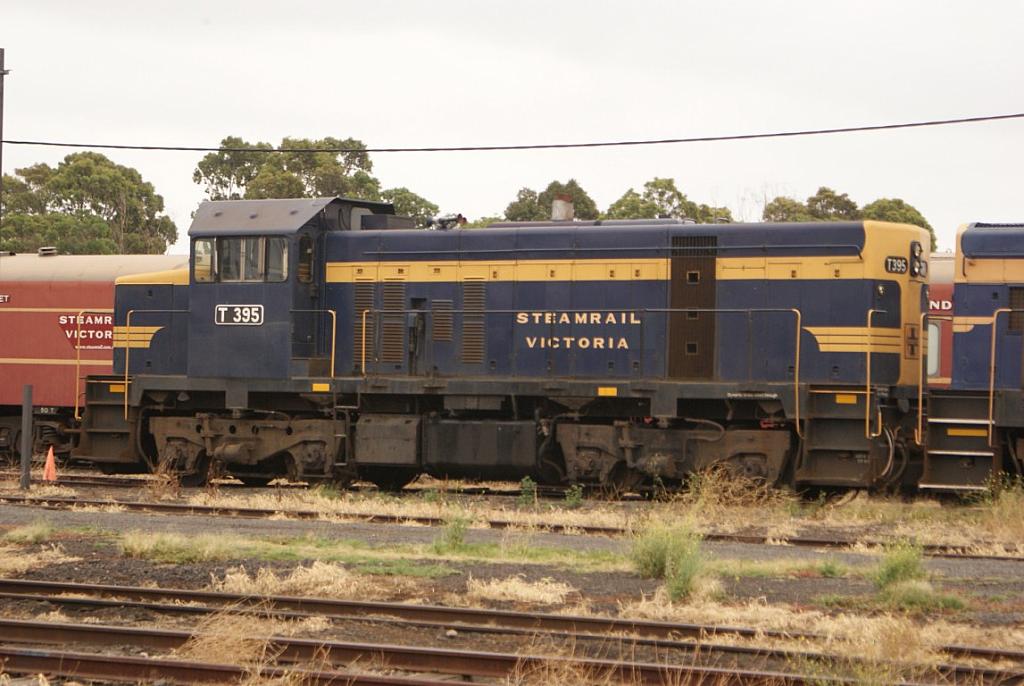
[3,1,1022,254]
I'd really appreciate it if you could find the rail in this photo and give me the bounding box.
[71,308,115,421]
[290,308,337,377]
[123,309,187,420]
[358,306,803,436]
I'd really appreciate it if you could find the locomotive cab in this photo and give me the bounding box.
[184,198,410,386]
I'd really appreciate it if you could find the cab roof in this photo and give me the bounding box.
[188,197,397,237]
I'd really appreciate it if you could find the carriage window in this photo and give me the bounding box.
[266,237,288,282]
[193,238,214,282]
[926,323,940,376]
[298,235,314,283]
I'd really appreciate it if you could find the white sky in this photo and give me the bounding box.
[2,0,1022,255]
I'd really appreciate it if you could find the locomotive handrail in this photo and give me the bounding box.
[290,309,337,378]
[123,309,188,420]
[357,306,803,438]
[72,308,115,421]
[865,308,884,439]
[987,308,1024,446]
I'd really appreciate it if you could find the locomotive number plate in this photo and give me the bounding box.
[884,256,909,274]
[215,304,264,326]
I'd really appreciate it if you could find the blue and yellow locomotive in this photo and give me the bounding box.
[74,197,931,490]
[922,223,1024,490]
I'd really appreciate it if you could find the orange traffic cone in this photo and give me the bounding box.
[42,446,58,482]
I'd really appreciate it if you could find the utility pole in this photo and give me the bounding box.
[0,48,8,233]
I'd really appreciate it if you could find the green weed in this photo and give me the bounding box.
[518,476,538,507]
[563,484,584,509]
[872,540,926,589]
[432,515,470,553]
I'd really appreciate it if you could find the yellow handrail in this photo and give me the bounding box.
[73,308,115,421]
[291,309,337,378]
[865,308,883,438]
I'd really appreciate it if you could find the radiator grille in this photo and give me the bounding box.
[461,281,486,364]
[671,235,718,257]
[1010,288,1024,333]
[381,283,406,363]
[432,299,453,342]
[352,283,375,369]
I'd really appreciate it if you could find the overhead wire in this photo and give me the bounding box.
[1,112,1022,154]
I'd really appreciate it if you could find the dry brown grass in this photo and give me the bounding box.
[186,488,633,533]
[145,470,182,501]
[176,607,285,664]
[0,544,77,575]
[618,594,1023,654]
[24,484,76,498]
[209,561,388,600]
[121,531,234,562]
[3,520,53,543]
[466,575,577,605]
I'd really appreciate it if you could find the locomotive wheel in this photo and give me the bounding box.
[537,455,567,485]
[600,462,645,497]
[178,452,210,488]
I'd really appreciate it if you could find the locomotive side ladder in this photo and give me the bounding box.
[920,392,994,490]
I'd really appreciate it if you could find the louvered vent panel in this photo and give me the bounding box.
[352,283,375,369]
[381,283,406,363]
[432,299,453,341]
[461,281,486,364]
[1010,288,1024,333]
[671,235,718,257]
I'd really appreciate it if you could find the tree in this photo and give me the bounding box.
[762,196,818,222]
[1,213,118,255]
[504,188,547,221]
[191,136,272,200]
[380,187,439,227]
[537,179,599,220]
[193,135,439,225]
[504,180,598,221]
[463,215,504,228]
[805,187,860,220]
[862,198,936,250]
[761,188,934,247]
[605,178,733,223]
[605,189,653,219]
[0,153,177,254]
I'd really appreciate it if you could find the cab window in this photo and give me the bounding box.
[194,236,289,283]
[926,322,940,376]
[266,237,288,281]
[194,238,214,282]
[298,235,314,284]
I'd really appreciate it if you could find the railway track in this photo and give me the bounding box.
[0,491,1021,561]
[0,615,855,685]
[0,577,1019,684]
[0,644,453,685]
